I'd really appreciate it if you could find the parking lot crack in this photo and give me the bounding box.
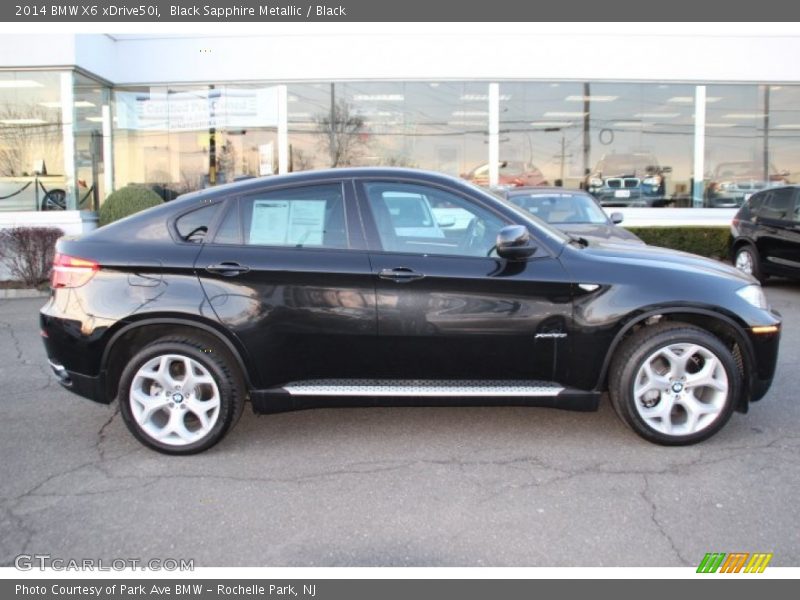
[640,473,691,566]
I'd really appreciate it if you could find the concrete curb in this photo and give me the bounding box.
[0,288,49,300]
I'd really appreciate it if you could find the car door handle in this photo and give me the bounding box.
[205,262,251,276]
[378,267,425,282]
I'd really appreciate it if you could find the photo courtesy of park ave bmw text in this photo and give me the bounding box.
[0,0,799,592]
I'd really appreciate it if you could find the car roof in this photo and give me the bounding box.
[173,167,469,205]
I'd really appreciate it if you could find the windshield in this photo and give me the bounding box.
[460,179,571,244]
[714,162,775,178]
[509,192,609,224]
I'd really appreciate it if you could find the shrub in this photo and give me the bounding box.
[98,185,162,227]
[0,227,63,286]
[626,226,731,260]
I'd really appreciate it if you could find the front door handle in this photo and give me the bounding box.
[378,267,425,282]
[205,262,251,277]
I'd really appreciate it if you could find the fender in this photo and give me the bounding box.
[594,305,757,407]
[100,314,257,390]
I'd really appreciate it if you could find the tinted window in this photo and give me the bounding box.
[509,192,608,224]
[213,202,241,244]
[760,188,795,220]
[175,203,220,243]
[240,184,348,248]
[364,182,506,257]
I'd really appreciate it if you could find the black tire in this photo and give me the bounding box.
[608,322,740,445]
[734,244,767,283]
[118,336,245,455]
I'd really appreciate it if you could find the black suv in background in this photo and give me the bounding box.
[731,185,800,282]
[41,168,781,454]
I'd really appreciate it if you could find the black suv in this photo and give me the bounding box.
[731,185,800,282]
[41,168,781,454]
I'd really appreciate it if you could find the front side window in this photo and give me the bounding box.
[239,183,348,248]
[364,182,506,257]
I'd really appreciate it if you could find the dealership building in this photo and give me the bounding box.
[1,24,800,238]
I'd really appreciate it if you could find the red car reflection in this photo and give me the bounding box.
[462,161,548,188]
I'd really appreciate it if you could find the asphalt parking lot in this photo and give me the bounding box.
[1,283,799,568]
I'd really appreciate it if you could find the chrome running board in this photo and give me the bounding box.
[251,379,600,414]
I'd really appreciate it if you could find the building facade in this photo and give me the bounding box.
[1,26,800,233]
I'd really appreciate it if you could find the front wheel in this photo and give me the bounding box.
[609,323,740,445]
[118,337,245,454]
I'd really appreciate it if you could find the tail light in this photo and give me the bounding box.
[51,253,99,289]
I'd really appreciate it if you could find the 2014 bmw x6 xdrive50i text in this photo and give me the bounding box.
[41,168,781,454]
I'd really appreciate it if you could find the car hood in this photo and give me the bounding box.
[579,240,755,284]
[557,223,644,244]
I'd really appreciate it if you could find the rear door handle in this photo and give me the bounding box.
[378,267,425,282]
[205,262,251,276]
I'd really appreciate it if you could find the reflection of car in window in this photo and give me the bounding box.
[587,153,671,207]
[705,161,788,208]
[462,160,548,189]
[503,187,643,244]
[383,192,446,238]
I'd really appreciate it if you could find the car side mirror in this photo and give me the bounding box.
[661,166,673,174]
[496,225,536,260]
[610,212,624,224]
[436,216,456,228]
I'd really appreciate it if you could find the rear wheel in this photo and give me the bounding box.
[609,323,740,445]
[118,336,244,454]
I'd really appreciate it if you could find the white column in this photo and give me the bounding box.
[693,85,706,208]
[60,72,76,210]
[277,84,288,174]
[488,83,500,188]
[101,103,114,196]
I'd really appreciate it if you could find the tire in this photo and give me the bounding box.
[734,244,766,283]
[609,322,740,445]
[118,336,245,454]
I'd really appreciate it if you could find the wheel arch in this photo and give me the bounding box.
[595,306,756,413]
[100,315,256,402]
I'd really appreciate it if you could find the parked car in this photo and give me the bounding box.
[730,185,800,282]
[41,168,780,454]
[502,187,643,244]
[462,160,548,189]
[706,161,789,208]
[587,153,671,207]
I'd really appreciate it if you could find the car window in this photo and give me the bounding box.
[510,193,608,224]
[238,183,348,248]
[213,201,242,244]
[793,193,800,223]
[175,203,221,243]
[760,188,795,221]
[363,182,507,257]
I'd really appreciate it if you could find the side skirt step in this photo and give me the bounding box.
[250,379,600,414]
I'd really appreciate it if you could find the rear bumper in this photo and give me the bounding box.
[45,357,108,404]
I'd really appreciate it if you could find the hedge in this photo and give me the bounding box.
[98,185,163,227]
[626,227,731,260]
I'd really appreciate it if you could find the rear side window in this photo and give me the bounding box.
[239,183,348,248]
[175,203,221,243]
[760,188,795,220]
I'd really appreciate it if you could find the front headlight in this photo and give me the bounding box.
[736,284,769,309]
[642,176,661,186]
[589,177,604,187]
[718,181,736,191]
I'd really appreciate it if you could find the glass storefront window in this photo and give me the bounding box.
[286,82,490,178]
[113,84,279,199]
[0,70,67,211]
[500,82,695,207]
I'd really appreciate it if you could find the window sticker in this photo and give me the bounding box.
[250,199,327,246]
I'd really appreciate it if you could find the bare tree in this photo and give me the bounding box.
[315,100,369,167]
